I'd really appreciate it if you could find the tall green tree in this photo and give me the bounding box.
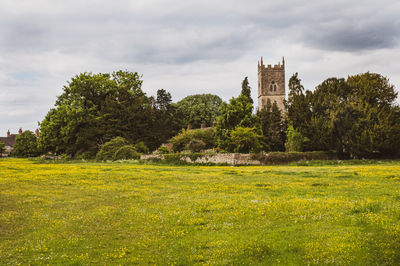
[150,89,181,148]
[241,77,253,103]
[257,100,286,151]
[306,72,400,158]
[13,131,39,157]
[175,94,222,128]
[286,73,312,150]
[216,77,256,151]
[39,71,154,157]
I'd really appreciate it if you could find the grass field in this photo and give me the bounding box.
[0,158,400,265]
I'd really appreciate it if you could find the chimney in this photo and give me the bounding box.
[201,123,206,129]
[187,124,192,130]
[35,129,40,138]
[7,129,10,137]
[212,120,217,127]
[18,128,22,135]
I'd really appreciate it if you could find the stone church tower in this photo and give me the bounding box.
[258,57,285,112]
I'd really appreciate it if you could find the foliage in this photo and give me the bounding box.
[240,77,253,103]
[12,130,39,157]
[148,89,182,147]
[134,141,149,154]
[157,146,170,154]
[39,71,179,157]
[96,137,129,161]
[230,127,262,153]
[186,139,206,153]
[0,142,5,156]
[216,77,256,151]
[175,94,222,128]
[113,145,140,160]
[286,72,400,158]
[257,100,286,152]
[285,73,312,149]
[285,125,304,152]
[169,128,216,152]
[2,159,400,264]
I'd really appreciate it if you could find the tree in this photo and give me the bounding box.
[149,89,181,148]
[230,126,262,153]
[175,94,222,128]
[257,100,286,151]
[241,77,253,103]
[39,71,155,157]
[286,73,313,150]
[342,72,400,157]
[0,142,5,157]
[13,131,39,157]
[307,72,400,158]
[216,96,255,151]
[285,125,304,152]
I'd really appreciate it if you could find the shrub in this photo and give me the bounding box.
[113,145,140,160]
[96,137,129,161]
[135,142,149,154]
[186,139,206,152]
[285,126,304,152]
[157,146,170,154]
[230,127,262,153]
[170,128,216,152]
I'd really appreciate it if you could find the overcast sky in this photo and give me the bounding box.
[1,0,400,136]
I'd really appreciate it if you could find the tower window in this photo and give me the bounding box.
[270,81,276,92]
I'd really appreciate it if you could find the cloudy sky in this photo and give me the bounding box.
[1,0,400,136]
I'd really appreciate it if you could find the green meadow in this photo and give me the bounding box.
[1,159,400,265]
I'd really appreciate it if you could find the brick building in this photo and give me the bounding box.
[0,128,22,155]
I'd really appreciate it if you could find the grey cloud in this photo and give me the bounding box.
[1,0,400,136]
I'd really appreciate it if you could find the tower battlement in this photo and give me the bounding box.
[257,57,285,112]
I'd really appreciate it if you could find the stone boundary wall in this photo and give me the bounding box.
[140,152,337,165]
[140,153,261,165]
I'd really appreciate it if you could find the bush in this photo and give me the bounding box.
[157,146,170,154]
[285,126,304,152]
[96,137,129,161]
[134,142,149,154]
[186,139,206,152]
[113,145,140,160]
[170,128,216,152]
[230,127,262,153]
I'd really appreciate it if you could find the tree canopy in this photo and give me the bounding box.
[175,94,222,128]
[13,131,39,157]
[286,72,400,158]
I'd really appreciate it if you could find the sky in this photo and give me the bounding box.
[1,0,400,136]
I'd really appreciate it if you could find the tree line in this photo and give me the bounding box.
[6,70,400,159]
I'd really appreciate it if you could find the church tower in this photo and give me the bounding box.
[258,57,285,112]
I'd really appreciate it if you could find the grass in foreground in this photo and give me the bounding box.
[0,158,400,265]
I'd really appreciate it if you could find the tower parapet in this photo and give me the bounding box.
[257,57,285,112]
